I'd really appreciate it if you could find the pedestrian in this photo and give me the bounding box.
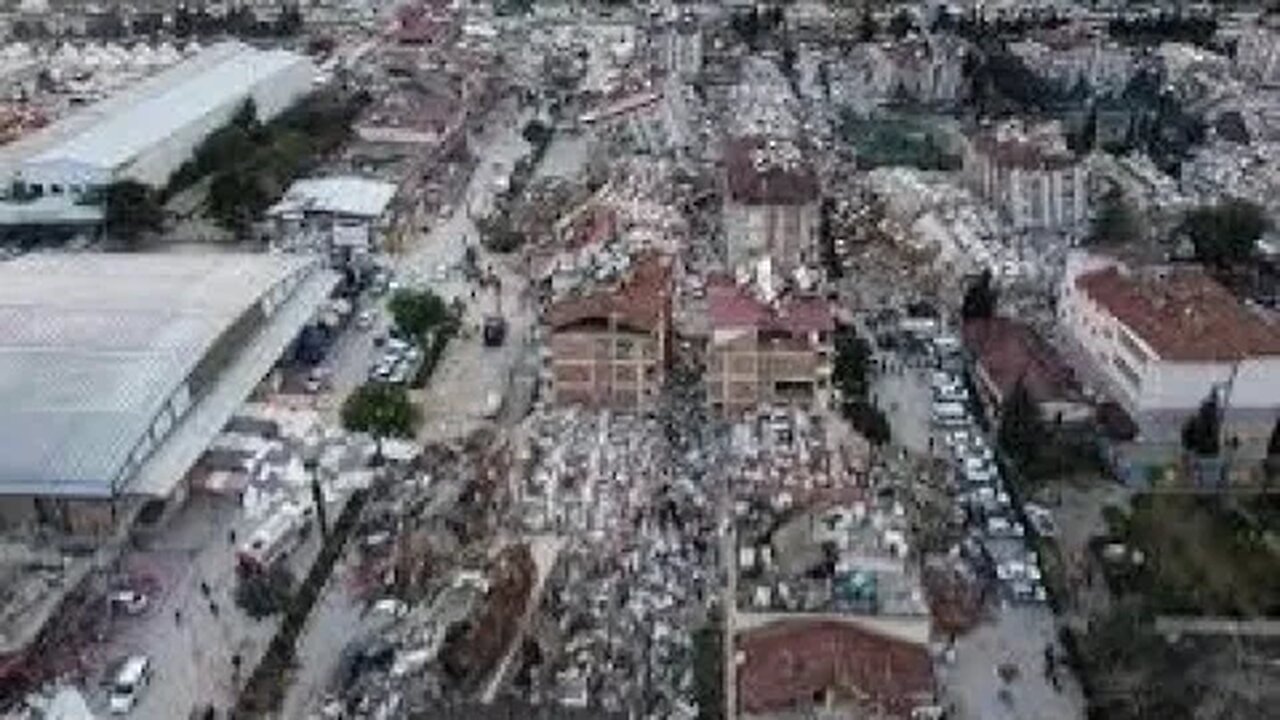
[199,580,211,597]
[209,600,219,617]
[228,528,236,545]
[174,609,182,625]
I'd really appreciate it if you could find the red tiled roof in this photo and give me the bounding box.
[962,317,1080,406]
[707,278,834,334]
[1076,266,1280,362]
[738,620,934,717]
[724,136,819,206]
[545,254,671,333]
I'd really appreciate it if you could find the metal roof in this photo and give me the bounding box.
[267,176,398,219]
[0,41,311,174]
[0,252,320,497]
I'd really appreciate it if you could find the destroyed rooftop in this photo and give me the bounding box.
[544,254,671,333]
[707,277,834,335]
[724,136,819,206]
[1076,265,1280,362]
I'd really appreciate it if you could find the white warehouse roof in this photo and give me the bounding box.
[268,176,398,219]
[0,253,337,498]
[0,41,314,178]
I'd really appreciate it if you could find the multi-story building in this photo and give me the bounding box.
[722,136,819,272]
[1059,252,1280,484]
[265,176,398,268]
[963,120,1089,232]
[544,254,671,411]
[706,278,834,417]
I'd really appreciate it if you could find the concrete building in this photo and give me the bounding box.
[544,254,672,412]
[723,136,819,272]
[0,41,315,226]
[832,35,967,110]
[266,176,398,267]
[706,278,834,417]
[0,253,338,536]
[1059,252,1280,483]
[963,121,1089,233]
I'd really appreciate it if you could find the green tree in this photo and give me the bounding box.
[1181,392,1220,457]
[1090,186,1140,246]
[888,9,917,38]
[961,269,998,320]
[998,380,1045,474]
[342,383,420,441]
[389,288,449,342]
[857,6,878,41]
[833,326,873,401]
[104,180,164,245]
[1181,200,1270,269]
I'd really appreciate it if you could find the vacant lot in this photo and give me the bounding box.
[1103,495,1280,616]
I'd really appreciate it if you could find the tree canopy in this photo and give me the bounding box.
[1090,186,1140,246]
[1181,392,1221,457]
[998,380,1046,474]
[104,180,164,244]
[1181,200,1270,269]
[341,383,420,440]
[389,288,450,342]
[961,270,998,320]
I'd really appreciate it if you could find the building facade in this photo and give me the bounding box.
[706,279,834,417]
[544,255,671,412]
[1059,252,1280,483]
[266,176,397,267]
[963,121,1088,232]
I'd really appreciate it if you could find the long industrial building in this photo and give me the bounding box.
[0,253,338,535]
[0,41,316,226]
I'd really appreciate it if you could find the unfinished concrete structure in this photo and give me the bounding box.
[963,120,1088,232]
[706,278,834,417]
[543,255,672,411]
[722,136,819,272]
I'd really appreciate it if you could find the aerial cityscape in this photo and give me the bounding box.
[0,1,1278,719]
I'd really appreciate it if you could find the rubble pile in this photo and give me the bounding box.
[508,408,716,718]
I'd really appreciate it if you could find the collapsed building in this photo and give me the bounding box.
[722,136,819,272]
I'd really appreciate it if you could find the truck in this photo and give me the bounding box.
[236,503,313,574]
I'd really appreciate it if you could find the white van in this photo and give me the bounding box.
[931,402,968,426]
[109,655,151,714]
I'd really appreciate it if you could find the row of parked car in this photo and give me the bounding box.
[930,370,1048,605]
[369,336,422,386]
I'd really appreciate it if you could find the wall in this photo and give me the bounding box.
[723,200,818,270]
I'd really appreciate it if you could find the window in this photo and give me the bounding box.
[616,338,634,358]
[1112,354,1141,389]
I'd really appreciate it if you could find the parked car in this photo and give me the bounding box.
[109,655,152,714]
[108,590,149,616]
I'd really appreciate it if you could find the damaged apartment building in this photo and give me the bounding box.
[722,135,820,273]
[542,254,672,411]
[963,120,1089,234]
[706,277,835,417]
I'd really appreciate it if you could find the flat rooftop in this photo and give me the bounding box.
[0,252,329,498]
[0,40,310,175]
